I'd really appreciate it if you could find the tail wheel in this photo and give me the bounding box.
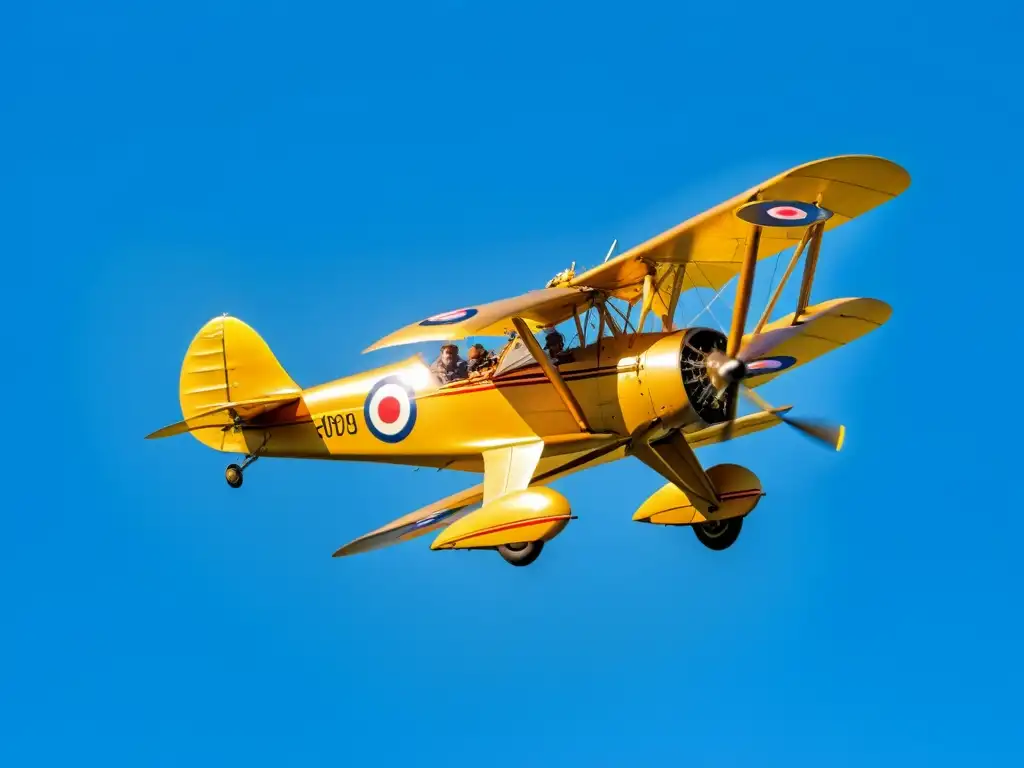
[498,540,544,567]
[225,464,243,489]
[693,516,743,551]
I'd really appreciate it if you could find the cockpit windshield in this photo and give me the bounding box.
[411,320,583,389]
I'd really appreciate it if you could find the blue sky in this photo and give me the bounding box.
[5,1,1022,764]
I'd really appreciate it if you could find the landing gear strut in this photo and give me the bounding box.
[693,516,743,551]
[224,434,269,489]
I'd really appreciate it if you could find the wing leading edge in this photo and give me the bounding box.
[363,287,595,353]
[568,155,910,325]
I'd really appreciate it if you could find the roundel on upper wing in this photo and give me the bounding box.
[364,375,418,443]
[735,200,834,227]
[419,307,479,326]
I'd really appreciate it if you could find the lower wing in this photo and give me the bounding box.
[332,410,788,558]
[740,296,891,388]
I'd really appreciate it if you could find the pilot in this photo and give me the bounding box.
[543,329,574,364]
[467,343,495,374]
[430,343,468,383]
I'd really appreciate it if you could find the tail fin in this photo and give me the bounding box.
[145,315,301,451]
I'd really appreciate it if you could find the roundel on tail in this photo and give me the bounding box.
[364,376,418,443]
[735,200,833,227]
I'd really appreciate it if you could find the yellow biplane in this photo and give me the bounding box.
[146,154,909,567]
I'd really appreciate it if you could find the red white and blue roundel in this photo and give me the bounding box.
[364,376,418,443]
[419,307,479,326]
[735,200,834,228]
[745,355,797,376]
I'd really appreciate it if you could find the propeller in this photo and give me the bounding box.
[704,322,845,452]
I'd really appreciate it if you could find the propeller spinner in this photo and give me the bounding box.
[704,323,845,452]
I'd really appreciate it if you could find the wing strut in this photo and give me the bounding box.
[511,316,591,432]
[794,220,825,321]
[727,222,762,357]
[753,226,813,335]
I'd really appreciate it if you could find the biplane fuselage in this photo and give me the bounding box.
[180,296,887,470]
[147,154,909,567]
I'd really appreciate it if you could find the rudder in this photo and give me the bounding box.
[146,315,301,451]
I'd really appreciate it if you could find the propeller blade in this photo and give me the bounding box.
[719,381,740,444]
[739,384,845,452]
[777,416,846,452]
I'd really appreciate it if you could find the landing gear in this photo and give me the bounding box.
[224,443,265,489]
[693,515,743,551]
[497,540,544,567]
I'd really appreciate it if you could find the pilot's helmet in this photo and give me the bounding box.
[468,343,486,359]
[543,329,565,349]
[441,343,459,356]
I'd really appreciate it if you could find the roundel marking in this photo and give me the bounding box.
[734,200,834,228]
[767,205,807,220]
[364,375,418,443]
[746,355,797,376]
[418,307,479,326]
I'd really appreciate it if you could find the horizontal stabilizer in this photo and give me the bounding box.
[144,394,300,440]
[145,420,196,440]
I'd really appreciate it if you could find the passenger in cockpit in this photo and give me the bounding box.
[430,343,468,383]
[467,343,496,375]
[543,329,574,364]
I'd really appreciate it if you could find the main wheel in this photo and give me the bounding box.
[225,463,243,489]
[497,540,544,567]
[693,516,743,551]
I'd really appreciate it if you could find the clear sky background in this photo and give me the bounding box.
[5,1,1023,765]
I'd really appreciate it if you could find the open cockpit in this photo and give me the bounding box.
[423,324,582,389]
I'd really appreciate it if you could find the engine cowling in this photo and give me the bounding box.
[626,327,737,433]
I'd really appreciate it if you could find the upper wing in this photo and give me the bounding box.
[569,155,910,326]
[364,287,595,353]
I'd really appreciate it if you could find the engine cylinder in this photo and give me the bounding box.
[679,327,732,426]
[632,327,735,431]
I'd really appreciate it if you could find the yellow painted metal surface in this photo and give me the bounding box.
[741,297,892,389]
[364,287,594,353]
[430,487,572,550]
[633,464,763,525]
[149,292,889,500]
[144,155,909,562]
[570,154,909,318]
